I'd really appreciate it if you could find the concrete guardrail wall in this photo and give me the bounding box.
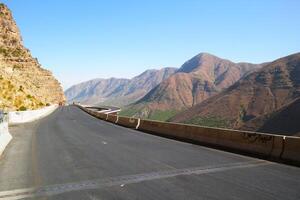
[0,113,11,156]
[77,105,300,166]
[0,105,58,156]
[8,105,58,124]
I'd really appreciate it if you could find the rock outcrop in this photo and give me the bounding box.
[0,4,65,111]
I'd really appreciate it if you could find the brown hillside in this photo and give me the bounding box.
[171,53,300,130]
[123,53,262,120]
[65,67,177,106]
[242,98,300,136]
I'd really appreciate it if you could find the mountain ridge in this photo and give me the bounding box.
[65,67,177,106]
[122,52,263,120]
[171,52,300,134]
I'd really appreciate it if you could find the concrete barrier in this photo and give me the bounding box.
[107,115,118,123]
[116,116,139,129]
[1,105,58,157]
[78,106,108,120]
[96,112,107,120]
[77,104,300,165]
[137,119,287,161]
[281,137,300,164]
[77,105,139,128]
[0,115,12,156]
[9,105,58,125]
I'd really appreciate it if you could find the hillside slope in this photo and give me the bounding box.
[122,53,262,120]
[0,4,65,110]
[65,78,130,104]
[65,67,177,106]
[241,98,300,136]
[171,53,300,132]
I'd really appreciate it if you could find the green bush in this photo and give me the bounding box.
[18,106,27,111]
[11,48,24,57]
[0,47,9,57]
[18,85,24,92]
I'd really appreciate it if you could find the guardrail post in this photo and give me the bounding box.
[279,136,286,159]
[136,118,140,129]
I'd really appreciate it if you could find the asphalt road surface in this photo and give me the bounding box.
[0,106,299,200]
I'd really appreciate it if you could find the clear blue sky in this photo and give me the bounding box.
[2,0,300,89]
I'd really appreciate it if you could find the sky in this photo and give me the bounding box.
[1,0,300,89]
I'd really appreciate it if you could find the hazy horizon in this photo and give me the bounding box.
[2,0,300,89]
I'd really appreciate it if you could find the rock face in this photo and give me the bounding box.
[171,53,300,134]
[0,4,65,111]
[123,53,262,120]
[65,67,177,106]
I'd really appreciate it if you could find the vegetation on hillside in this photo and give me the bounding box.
[183,116,230,129]
[119,107,139,117]
[149,110,178,121]
[120,107,178,122]
[0,75,46,111]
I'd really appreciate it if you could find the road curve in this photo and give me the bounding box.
[0,106,299,200]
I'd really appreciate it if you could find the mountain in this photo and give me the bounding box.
[65,67,177,106]
[65,78,130,104]
[171,53,300,133]
[0,4,64,111]
[242,98,300,136]
[121,53,263,121]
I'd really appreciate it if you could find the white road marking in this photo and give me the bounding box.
[0,160,270,200]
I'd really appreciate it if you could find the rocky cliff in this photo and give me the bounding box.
[0,4,65,111]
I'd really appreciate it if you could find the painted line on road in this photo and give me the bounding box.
[0,160,270,200]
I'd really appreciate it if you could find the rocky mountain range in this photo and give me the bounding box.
[171,53,300,135]
[0,3,65,111]
[65,67,177,106]
[121,53,263,120]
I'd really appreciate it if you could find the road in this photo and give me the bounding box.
[0,106,299,200]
